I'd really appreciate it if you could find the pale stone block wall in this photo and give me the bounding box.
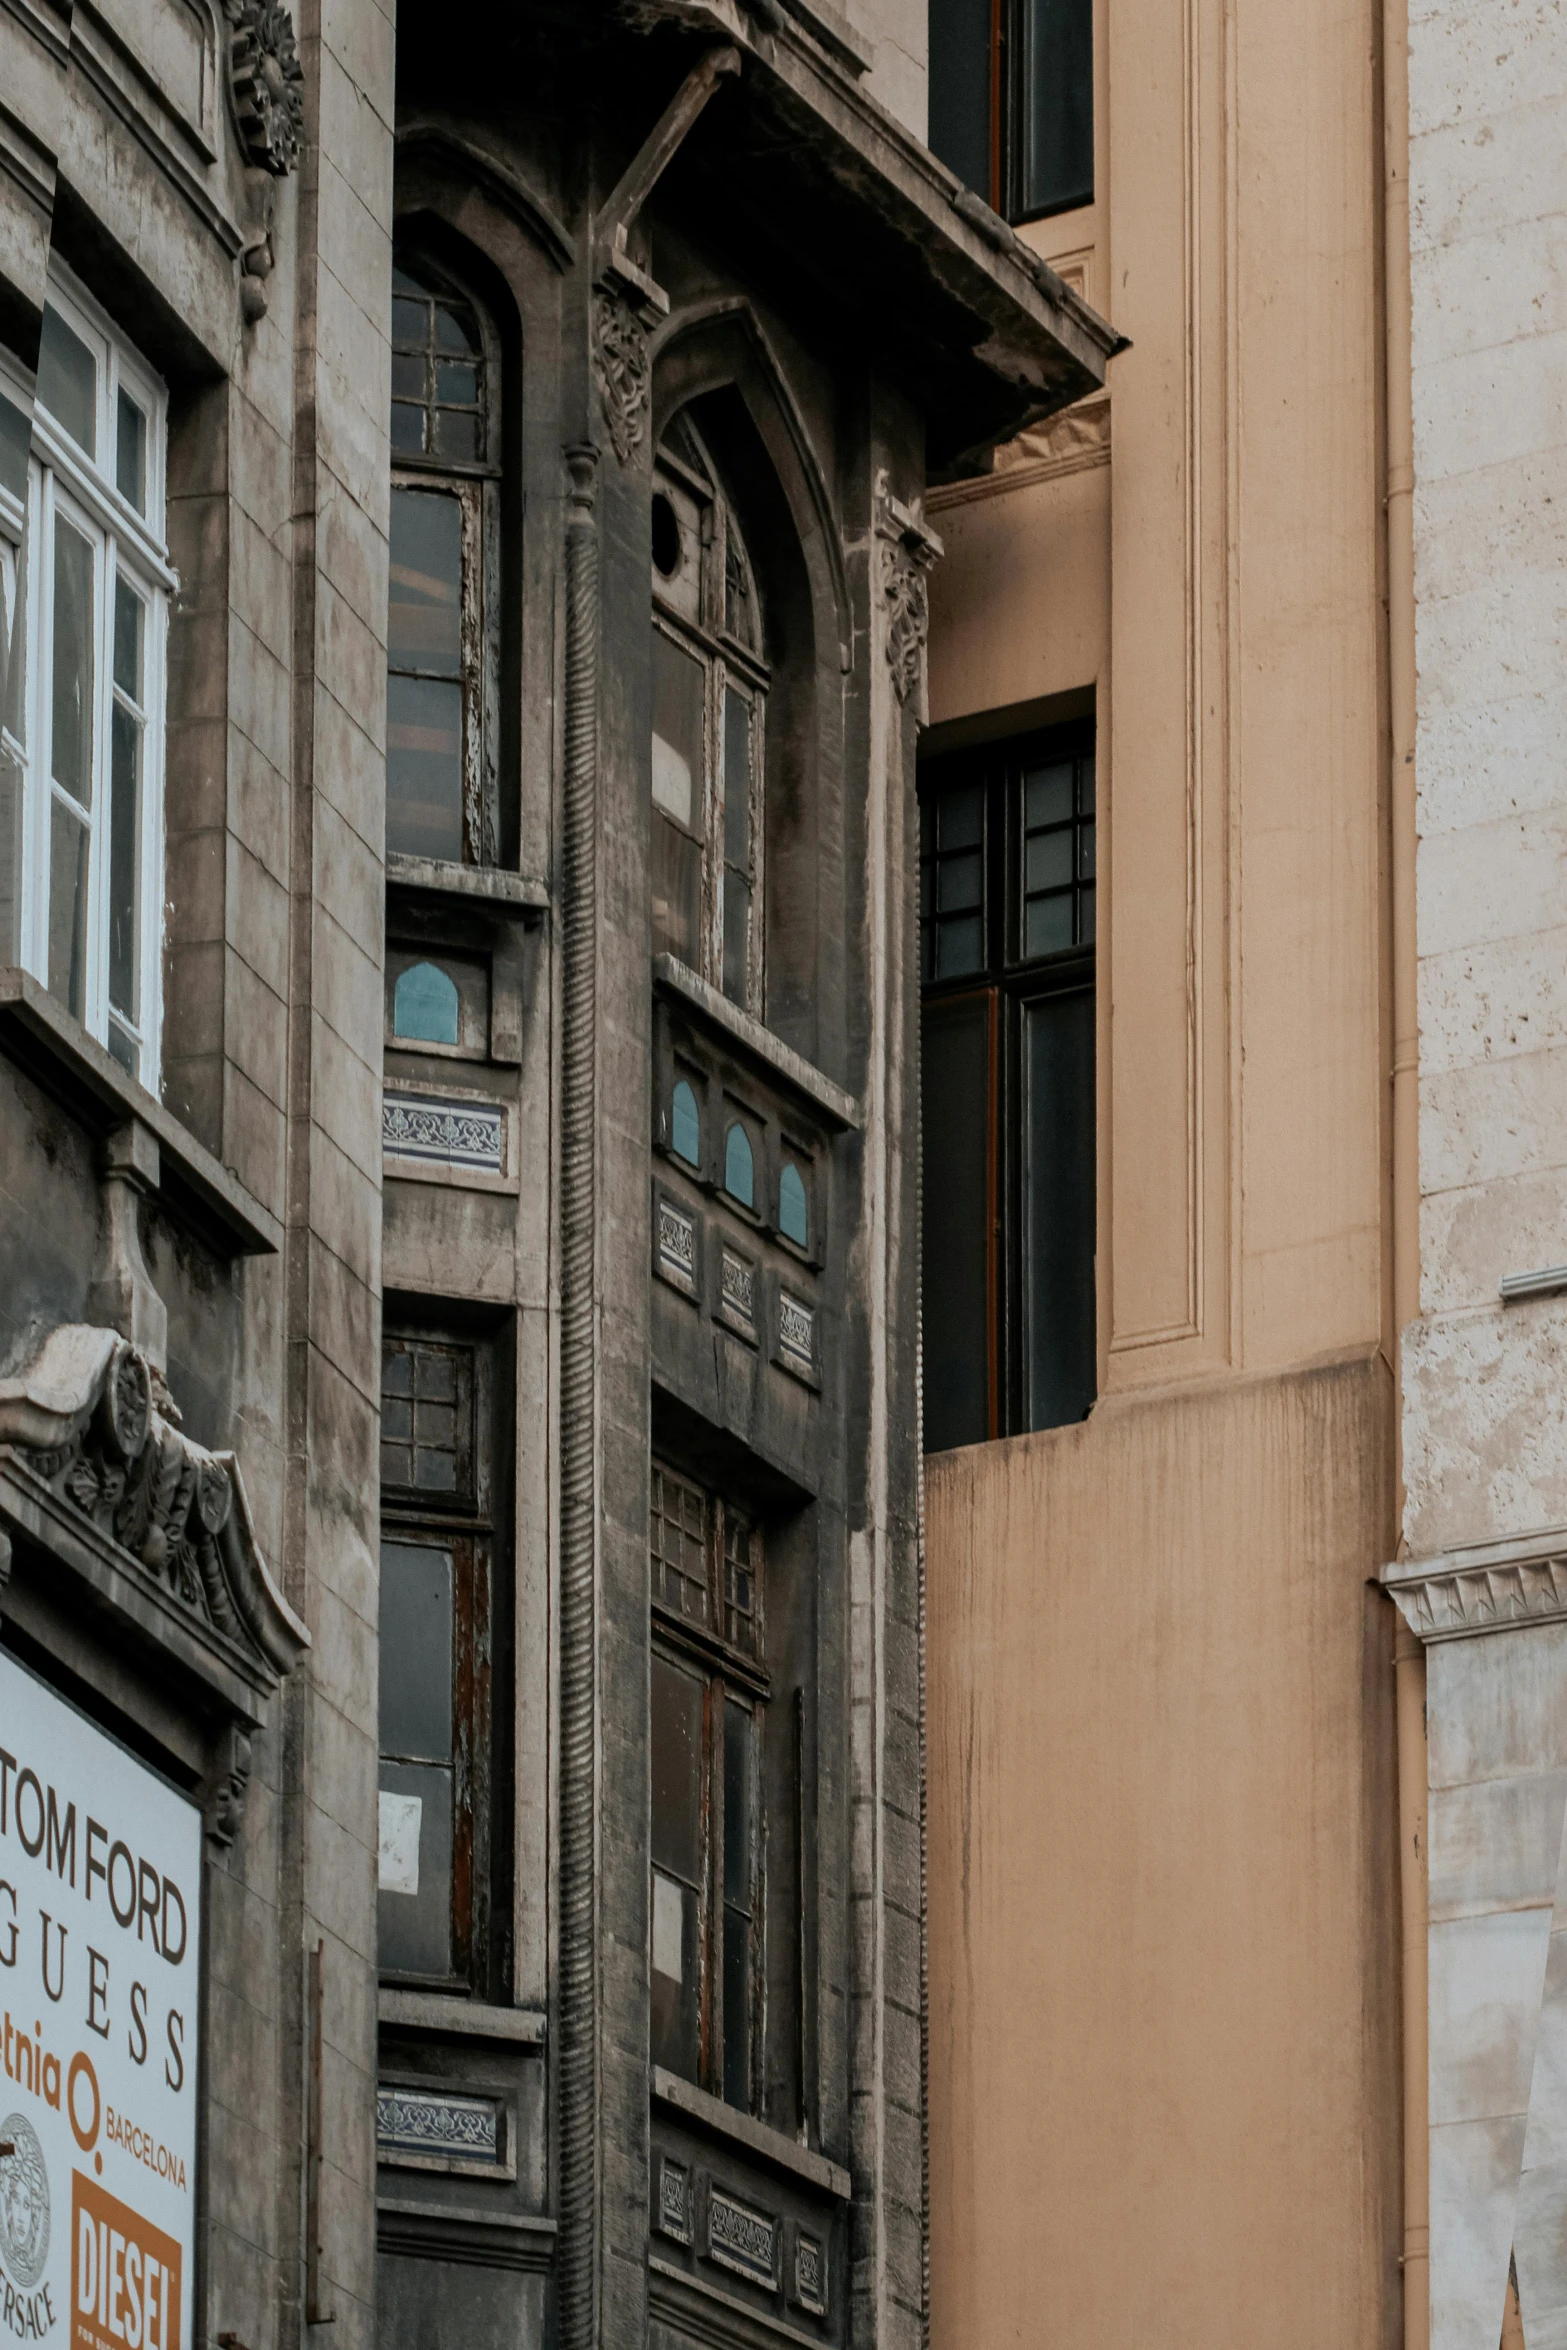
[842,0,927,139]
[1404,0,1567,1552]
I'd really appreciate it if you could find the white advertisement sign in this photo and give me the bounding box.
[0,1651,200,2346]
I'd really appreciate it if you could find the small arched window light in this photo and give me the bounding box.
[650,410,766,1011]
[724,1122,755,1209]
[671,1079,701,1168]
[393,960,460,1045]
[387,249,501,869]
[778,1161,809,1250]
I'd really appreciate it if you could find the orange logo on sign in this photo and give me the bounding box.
[71,2172,180,2350]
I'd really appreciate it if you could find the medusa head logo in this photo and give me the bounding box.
[0,2113,50,2289]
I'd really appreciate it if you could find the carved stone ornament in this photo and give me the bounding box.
[0,1324,310,1684]
[1383,1525,1567,1645]
[876,475,944,715]
[593,285,652,466]
[229,0,306,177]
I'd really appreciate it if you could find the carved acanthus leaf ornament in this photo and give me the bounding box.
[0,1324,308,1683]
[229,0,306,176]
[593,287,652,466]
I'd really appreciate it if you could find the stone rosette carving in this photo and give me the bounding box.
[229,0,306,176]
[593,286,651,466]
[0,1324,309,1683]
[1383,1525,1567,1644]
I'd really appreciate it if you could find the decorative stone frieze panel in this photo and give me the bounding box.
[875,473,943,716]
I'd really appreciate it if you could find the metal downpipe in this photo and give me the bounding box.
[558,441,601,2350]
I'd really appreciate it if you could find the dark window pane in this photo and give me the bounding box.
[392,295,427,345]
[1078,754,1095,816]
[391,352,426,401]
[379,1540,454,1762]
[928,0,994,200]
[1025,894,1073,958]
[379,1758,453,1977]
[1021,987,1096,1430]
[652,630,705,832]
[722,1514,759,1657]
[434,409,481,464]
[391,402,425,457]
[1078,820,1095,880]
[436,301,478,355]
[651,1653,705,2082]
[651,1462,709,1625]
[108,701,141,1023]
[1080,883,1095,943]
[1025,830,1073,892]
[387,672,463,861]
[1024,761,1073,829]
[722,1701,753,2110]
[723,691,751,868]
[939,782,985,851]
[1019,0,1094,216]
[722,875,751,1004]
[653,814,702,969]
[50,518,95,808]
[0,394,28,504]
[389,488,462,676]
[779,1161,809,1249]
[937,849,984,911]
[937,914,984,978]
[38,308,95,457]
[48,799,89,1018]
[921,993,993,1451]
[113,577,143,700]
[116,391,146,515]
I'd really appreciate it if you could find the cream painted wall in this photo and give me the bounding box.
[927,1359,1400,2349]
[1402,0,1567,1556]
[922,0,1397,2334]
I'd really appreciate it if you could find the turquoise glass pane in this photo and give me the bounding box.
[779,1161,808,1249]
[724,1123,754,1209]
[671,1079,701,1167]
[394,960,460,1044]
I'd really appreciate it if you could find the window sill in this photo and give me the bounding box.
[386,852,549,915]
[0,966,280,1258]
[652,957,859,1133]
[651,2066,851,2201]
[378,1987,546,2045]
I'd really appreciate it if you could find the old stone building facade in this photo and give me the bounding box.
[0,5,1112,2350]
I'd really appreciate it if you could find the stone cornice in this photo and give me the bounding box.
[1381,1524,1567,1644]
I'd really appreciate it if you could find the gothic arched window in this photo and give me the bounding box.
[649,412,766,1011]
[386,250,502,868]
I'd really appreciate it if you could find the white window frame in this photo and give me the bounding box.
[8,260,171,1087]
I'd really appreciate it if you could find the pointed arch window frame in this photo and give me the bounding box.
[649,414,768,1016]
[387,248,505,871]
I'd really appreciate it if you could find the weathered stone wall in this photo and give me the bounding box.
[1403,0,1567,1553]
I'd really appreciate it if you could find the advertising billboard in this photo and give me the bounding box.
[0,1651,200,2345]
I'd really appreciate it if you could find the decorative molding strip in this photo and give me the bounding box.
[1382,1524,1567,1645]
[657,2154,693,2246]
[927,391,1111,512]
[384,1089,506,1176]
[708,2187,777,2288]
[789,2227,827,2319]
[875,471,944,714]
[720,1249,757,1338]
[777,1292,815,1376]
[1500,1264,1567,1304]
[657,1194,700,1299]
[377,2084,502,2167]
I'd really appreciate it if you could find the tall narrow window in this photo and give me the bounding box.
[649,413,766,1012]
[2,271,168,1080]
[649,1460,766,2113]
[387,252,501,868]
[378,1327,506,1993]
[919,721,1096,1449]
[928,0,1094,224]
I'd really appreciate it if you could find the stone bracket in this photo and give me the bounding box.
[1381,1523,1567,1644]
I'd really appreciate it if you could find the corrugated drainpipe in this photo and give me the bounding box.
[1384,0,1426,2324]
[558,441,601,2350]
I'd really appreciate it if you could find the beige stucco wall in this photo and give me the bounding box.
[923,0,1399,2332]
[927,1357,1399,2347]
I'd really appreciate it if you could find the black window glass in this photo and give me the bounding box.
[387,487,464,863]
[927,0,1093,222]
[651,1653,705,2083]
[928,0,994,199]
[390,261,486,463]
[1022,988,1096,1428]
[1019,0,1094,216]
[921,992,993,1452]
[722,1699,754,2110]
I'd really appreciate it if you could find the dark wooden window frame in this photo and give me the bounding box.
[649,1458,767,2115]
[378,1323,507,1998]
[919,718,1097,1444]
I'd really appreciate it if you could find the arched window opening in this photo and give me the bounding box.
[778,1160,809,1250]
[724,1122,754,1209]
[650,410,766,1011]
[393,959,461,1045]
[387,249,502,870]
[671,1078,701,1167]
